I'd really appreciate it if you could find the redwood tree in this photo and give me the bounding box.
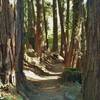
[16,0,25,89]
[42,0,48,50]
[58,0,65,56]
[83,0,100,100]
[35,0,43,57]
[64,0,82,67]
[0,0,13,84]
[52,0,58,52]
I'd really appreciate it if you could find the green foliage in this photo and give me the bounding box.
[64,68,80,73]
[61,68,82,84]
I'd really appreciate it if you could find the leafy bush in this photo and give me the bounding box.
[61,68,82,84]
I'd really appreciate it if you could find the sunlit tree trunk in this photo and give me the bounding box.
[65,0,82,67]
[71,0,83,68]
[35,0,43,57]
[80,3,86,71]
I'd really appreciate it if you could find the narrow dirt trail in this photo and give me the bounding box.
[21,53,82,100]
[23,66,81,100]
[25,78,82,100]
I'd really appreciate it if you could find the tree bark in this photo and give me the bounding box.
[16,0,25,89]
[65,0,82,67]
[42,0,48,50]
[83,0,100,100]
[52,0,58,52]
[64,0,70,64]
[35,0,43,57]
[0,0,13,84]
[58,0,65,56]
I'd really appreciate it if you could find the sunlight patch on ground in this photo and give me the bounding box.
[24,52,40,64]
[37,64,62,75]
[24,53,62,75]
[24,70,60,81]
[58,55,64,61]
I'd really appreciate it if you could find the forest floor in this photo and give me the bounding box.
[0,81,81,100]
[0,51,82,100]
[0,85,23,100]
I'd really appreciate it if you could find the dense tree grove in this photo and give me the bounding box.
[0,0,100,100]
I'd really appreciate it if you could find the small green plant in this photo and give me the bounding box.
[61,68,82,84]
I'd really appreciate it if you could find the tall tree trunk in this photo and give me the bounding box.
[52,0,58,52]
[83,0,100,100]
[31,0,36,36]
[65,0,82,67]
[80,3,87,71]
[35,0,43,57]
[28,0,33,34]
[71,0,83,68]
[0,0,12,84]
[16,0,25,89]
[64,0,70,64]
[42,0,48,50]
[58,0,65,56]
[66,0,70,48]
[0,0,16,85]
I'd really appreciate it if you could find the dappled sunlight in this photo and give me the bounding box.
[24,52,40,64]
[24,70,60,81]
[24,52,62,75]
[0,0,92,99]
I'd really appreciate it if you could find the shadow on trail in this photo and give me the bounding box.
[18,71,82,100]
